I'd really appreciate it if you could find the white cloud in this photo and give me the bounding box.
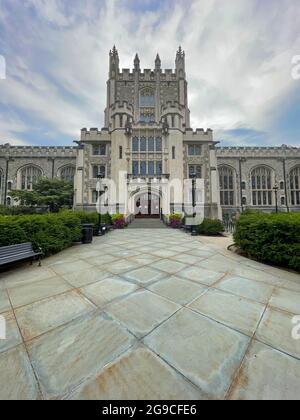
[0,0,299,146]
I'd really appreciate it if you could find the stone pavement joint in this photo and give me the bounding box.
[0,227,300,400]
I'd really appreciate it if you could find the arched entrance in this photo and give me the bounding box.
[134,190,161,218]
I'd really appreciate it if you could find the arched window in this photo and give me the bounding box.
[140,88,155,107]
[0,169,3,189]
[219,166,235,206]
[140,88,155,123]
[251,166,273,206]
[20,166,43,190]
[0,169,3,203]
[60,166,75,183]
[290,166,300,206]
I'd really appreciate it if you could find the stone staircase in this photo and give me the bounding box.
[128,218,167,229]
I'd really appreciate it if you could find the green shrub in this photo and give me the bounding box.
[234,212,300,272]
[196,218,225,236]
[0,212,82,257]
[0,205,46,216]
[74,211,112,234]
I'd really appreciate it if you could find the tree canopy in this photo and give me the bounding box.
[11,178,74,212]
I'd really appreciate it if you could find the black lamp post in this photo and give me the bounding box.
[273,184,279,214]
[191,172,197,236]
[96,173,105,236]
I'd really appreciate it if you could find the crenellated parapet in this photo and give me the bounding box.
[216,145,300,158]
[0,143,76,158]
[116,68,179,82]
[80,128,111,142]
[184,128,214,142]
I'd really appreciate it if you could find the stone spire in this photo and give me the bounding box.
[109,45,119,77]
[175,46,185,76]
[155,53,161,71]
[134,53,140,71]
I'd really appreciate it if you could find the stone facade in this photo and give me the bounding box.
[216,146,300,214]
[1,48,300,218]
[74,47,221,219]
[0,144,76,205]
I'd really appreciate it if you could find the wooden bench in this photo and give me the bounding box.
[0,243,43,268]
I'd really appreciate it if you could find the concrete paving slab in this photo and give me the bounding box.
[15,291,95,341]
[216,276,274,304]
[149,276,207,306]
[255,307,300,360]
[145,308,250,399]
[178,266,225,286]
[0,345,40,400]
[7,276,73,309]
[229,341,300,400]
[0,311,22,353]
[69,348,204,400]
[189,289,265,336]
[80,277,138,308]
[105,290,180,338]
[270,287,300,314]
[27,312,136,399]
[62,267,111,288]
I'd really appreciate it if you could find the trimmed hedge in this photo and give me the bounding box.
[0,205,47,216]
[74,211,112,234]
[234,212,300,272]
[0,210,122,258]
[0,211,82,257]
[197,219,225,236]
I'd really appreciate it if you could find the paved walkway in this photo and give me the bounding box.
[0,227,300,400]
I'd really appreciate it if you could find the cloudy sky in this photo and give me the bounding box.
[0,0,299,147]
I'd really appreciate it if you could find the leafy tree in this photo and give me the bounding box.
[11,178,74,212]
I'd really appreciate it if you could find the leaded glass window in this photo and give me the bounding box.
[251,166,273,206]
[219,166,235,206]
[60,166,75,183]
[21,166,43,190]
[290,167,300,206]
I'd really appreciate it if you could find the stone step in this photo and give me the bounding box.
[128,218,167,229]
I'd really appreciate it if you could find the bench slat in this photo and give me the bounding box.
[0,247,33,254]
[0,251,38,259]
[0,243,33,250]
[0,254,41,266]
[0,242,42,266]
